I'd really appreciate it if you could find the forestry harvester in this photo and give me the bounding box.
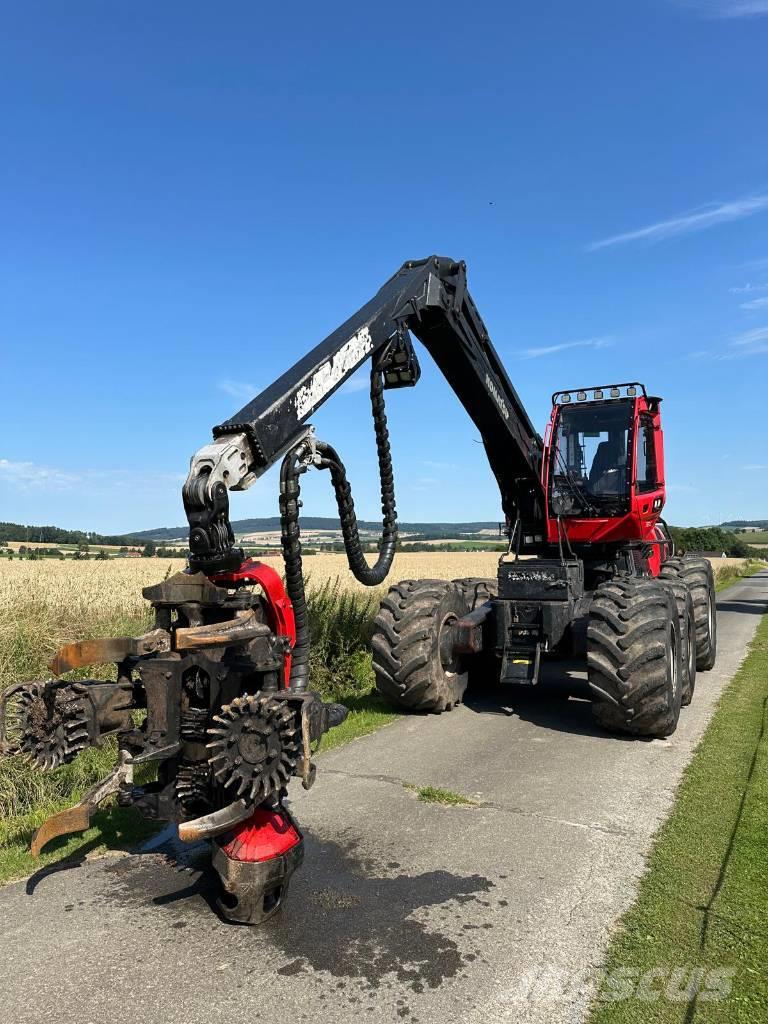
[0,257,717,922]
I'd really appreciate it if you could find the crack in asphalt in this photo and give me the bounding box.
[321,767,633,837]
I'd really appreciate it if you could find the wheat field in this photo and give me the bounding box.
[0,553,499,686]
[0,551,751,619]
[0,552,493,620]
[0,551,753,680]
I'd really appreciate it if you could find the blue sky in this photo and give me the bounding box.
[1,0,767,533]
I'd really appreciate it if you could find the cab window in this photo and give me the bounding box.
[549,401,632,515]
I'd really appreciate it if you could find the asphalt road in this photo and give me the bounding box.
[2,571,767,1024]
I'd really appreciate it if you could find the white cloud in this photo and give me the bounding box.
[741,464,768,470]
[719,325,768,358]
[340,370,370,395]
[518,337,612,359]
[740,296,768,311]
[411,476,441,492]
[0,458,80,491]
[678,0,768,16]
[729,282,768,293]
[218,379,258,401]
[0,459,185,495]
[732,326,768,346]
[587,193,768,251]
[721,346,768,359]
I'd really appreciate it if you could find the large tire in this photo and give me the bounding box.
[587,577,683,738]
[372,580,470,712]
[657,567,697,706]
[661,557,717,671]
[452,577,498,609]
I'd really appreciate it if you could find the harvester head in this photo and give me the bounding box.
[0,560,347,923]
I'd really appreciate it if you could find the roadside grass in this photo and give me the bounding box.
[0,580,399,884]
[714,559,766,591]
[306,579,401,751]
[0,804,159,884]
[405,783,477,806]
[588,614,768,1023]
[317,691,400,753]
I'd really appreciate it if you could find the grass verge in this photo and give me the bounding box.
[588,613,768,1023]
[714,559,766,591]
[305,579,401,751]
[0,579,400,885]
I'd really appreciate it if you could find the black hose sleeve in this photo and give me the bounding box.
[316,371,398,586]
[280,368,399,690]
[279,444,312,691]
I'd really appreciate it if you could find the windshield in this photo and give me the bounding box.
[549,401,632,516]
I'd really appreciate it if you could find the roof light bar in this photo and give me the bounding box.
[551,382,646,405]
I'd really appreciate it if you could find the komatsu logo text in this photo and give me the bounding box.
[485,374,509,420]
[295,327,373,419]
[504,570,557,582]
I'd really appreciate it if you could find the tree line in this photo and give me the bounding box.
[0,521,139,546]
[669,526,767,559]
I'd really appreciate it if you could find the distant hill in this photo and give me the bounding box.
[2,516,764,555]
[0,521,141,546]
[130,517,502,542]
[0,516,503,547]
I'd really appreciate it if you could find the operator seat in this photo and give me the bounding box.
[589,439,623,493]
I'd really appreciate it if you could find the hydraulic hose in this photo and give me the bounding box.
[280,369,399,690]
[317,368,398,585]
[279,444,312,690]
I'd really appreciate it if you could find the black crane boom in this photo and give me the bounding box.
[183,256,545,576]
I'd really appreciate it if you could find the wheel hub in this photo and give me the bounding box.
[438,614,461,674]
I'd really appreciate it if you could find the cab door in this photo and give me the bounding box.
[632,410,665,528]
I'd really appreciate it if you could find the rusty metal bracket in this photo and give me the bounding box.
[178,798,253,843]
[47,608,265,673]
[30,748,134,857]
[49,629,171,676]
[453,602,493,655]
[142,571,229,607]
[299,699,317,791]
[174,609,268,650]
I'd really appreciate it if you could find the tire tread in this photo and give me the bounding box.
[372,579,469,712]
